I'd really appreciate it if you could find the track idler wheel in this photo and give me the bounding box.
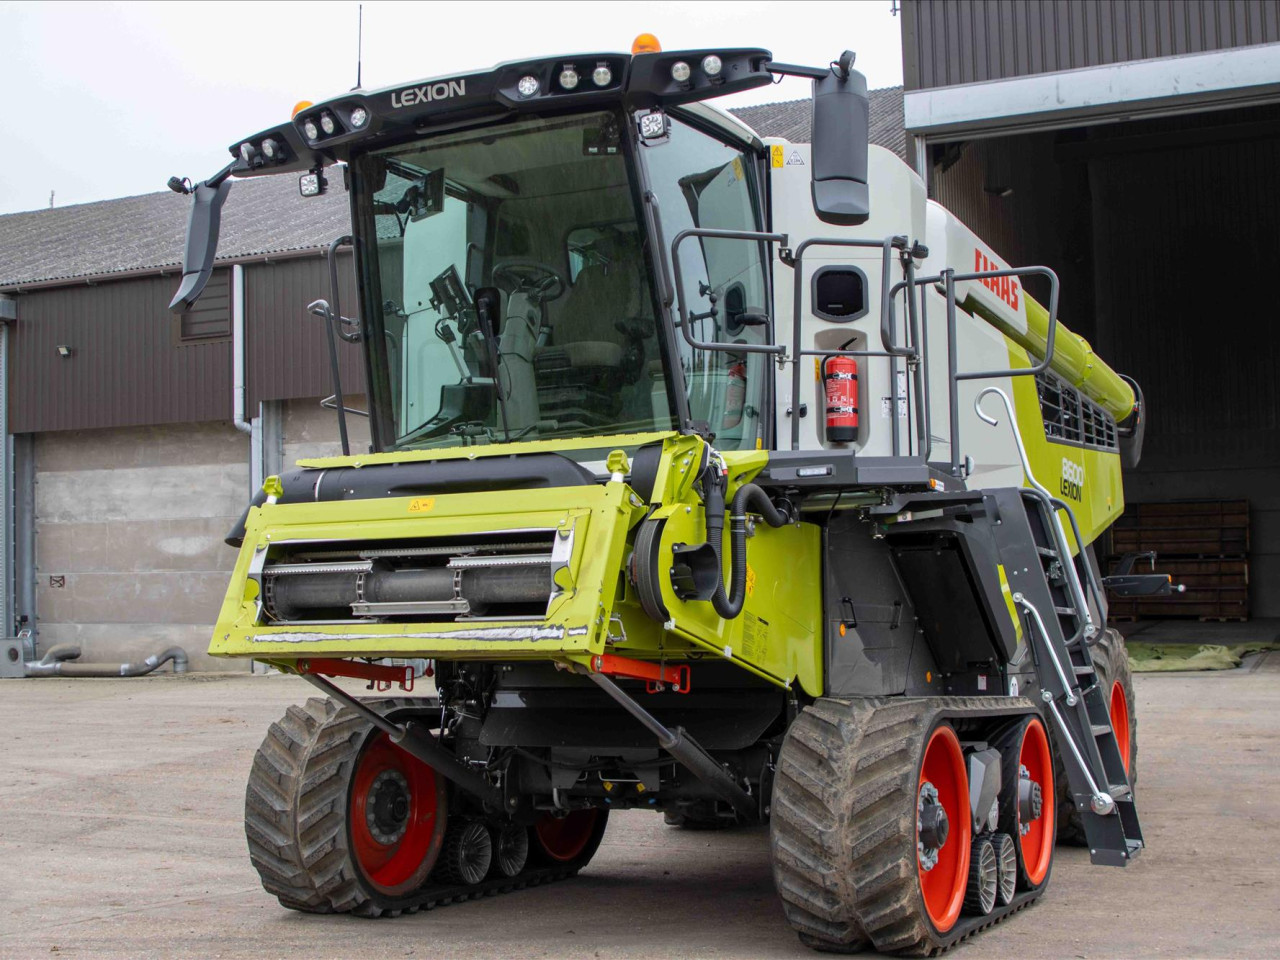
[916,723,972,933]
[244,697,447,916]
[531,809,608,865]
[997,715,1055,891]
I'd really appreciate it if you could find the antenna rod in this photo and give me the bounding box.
[354,3,363,90]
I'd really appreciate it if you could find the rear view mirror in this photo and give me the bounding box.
[810,51,871,226]
[169,178,233,312]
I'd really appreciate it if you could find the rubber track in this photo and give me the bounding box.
[1055,628,1139,846]
[771,696,1044,956]
[244,696,591,918]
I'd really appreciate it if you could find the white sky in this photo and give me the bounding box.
[0,0,904,215]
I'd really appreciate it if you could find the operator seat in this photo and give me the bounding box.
[540,231,645,368]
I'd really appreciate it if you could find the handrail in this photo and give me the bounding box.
[669,227,788,356]
[928,264,1060,475]
[975,387,1097,640]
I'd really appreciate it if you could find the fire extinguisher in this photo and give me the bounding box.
[722,348,747,431]
[823,356,859,442]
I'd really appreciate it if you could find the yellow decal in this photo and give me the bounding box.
[770,144,784,168]
[997,564,1024,645]
[408,497,436,514]
[745,563,757,598]
[732,157,744,180]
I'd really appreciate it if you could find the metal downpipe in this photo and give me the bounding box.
[24,644,189,677]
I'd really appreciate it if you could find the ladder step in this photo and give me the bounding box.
[1091,723,1111,737]
[1054,606,1077,616]
[1110,784,1132,800]
[1036,546,1060,558]
[1073,664,1095,675]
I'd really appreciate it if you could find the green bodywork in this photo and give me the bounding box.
[211,432,824,695]
[210,289,1125,693]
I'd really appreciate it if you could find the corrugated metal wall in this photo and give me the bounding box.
[8,272,232,433]
[904,0,1280,90]
[244,253,365,409]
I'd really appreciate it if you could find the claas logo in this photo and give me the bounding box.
[975,250,1020,311]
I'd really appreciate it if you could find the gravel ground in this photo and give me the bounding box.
[1,653,1277,959]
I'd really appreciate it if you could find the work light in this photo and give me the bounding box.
[670,61,691,83]
[702,55,723,77]
[349,106,369,128]
[559,67,579,90]
[517,75,539,97]
[320,112,336,135]
[303,119,319,140]
[592,64,612,87]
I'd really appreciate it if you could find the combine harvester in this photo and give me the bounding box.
[172,36,1156,953]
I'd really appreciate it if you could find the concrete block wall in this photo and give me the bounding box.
[33,421,250,672]
[283,396,371,465]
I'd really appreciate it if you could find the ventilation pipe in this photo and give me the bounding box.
[24,643,189,677]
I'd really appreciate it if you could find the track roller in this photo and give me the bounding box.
[992,833,1017,906]
[436,820,493,886]
[963,837,997,916]
[491,822,530,879]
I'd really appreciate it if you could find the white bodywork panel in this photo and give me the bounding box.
[766,141,1024,485]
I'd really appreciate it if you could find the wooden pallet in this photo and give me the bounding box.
[1106,500,1250,621]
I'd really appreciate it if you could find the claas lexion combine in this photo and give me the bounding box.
[172,36,1161,953]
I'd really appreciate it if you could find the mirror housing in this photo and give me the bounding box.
[169,176,233,312]
[810,52,871,226]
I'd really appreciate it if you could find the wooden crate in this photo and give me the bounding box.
[1110,499,1249,558]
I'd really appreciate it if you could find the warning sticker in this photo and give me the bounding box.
[732,157,744,180]
[770,145,784,168]
[408,497,436,513]
[745,563,757,598]
[786,150,805,166]
[743,613,769,661]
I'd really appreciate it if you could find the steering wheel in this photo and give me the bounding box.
[492,260,566,302]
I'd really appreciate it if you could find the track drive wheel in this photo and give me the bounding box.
[997,715,1055,891]
[244,697,446,916]
[771,698,980,955]
[1056,628,1138,845]
[530,808,609,867]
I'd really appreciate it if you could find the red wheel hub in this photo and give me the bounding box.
[534,809,599,863]
[1110,680,1132,775]
[1016,717,1054,887]
[349,731,447,895]
[916,724,971,933]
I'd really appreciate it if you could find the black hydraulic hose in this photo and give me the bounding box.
[708,480,792,620]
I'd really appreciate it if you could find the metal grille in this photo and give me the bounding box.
[1036,372,1117,451]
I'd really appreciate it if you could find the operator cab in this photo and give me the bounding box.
[360,109,771,451]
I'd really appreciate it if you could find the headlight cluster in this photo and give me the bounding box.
[518,60,617,99]
[298,104,370,143]
[237,136,290,169]
[670,54,724,85]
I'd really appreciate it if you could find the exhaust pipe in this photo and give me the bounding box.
[25,644,189,677]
